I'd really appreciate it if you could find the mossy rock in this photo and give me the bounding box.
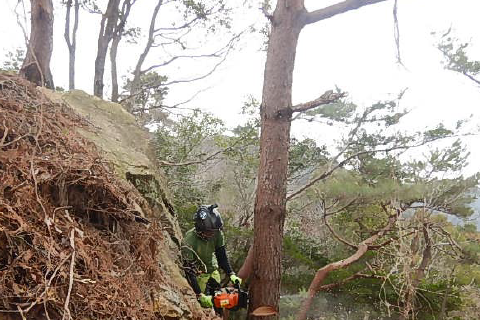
[41,88,182,246]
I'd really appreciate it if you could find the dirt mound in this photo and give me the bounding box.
[0,74,209,320]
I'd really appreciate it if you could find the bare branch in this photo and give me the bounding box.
[431,225,464,255]
[141,53,221,73]
[154,2,221,34]
[154,10,204,32]
[62,229,75,320]
[157,138,241,167]
[238,245,253,280]
[260,5,273,23]
[163,51,229,86]
[323,209,357,249]
[291,90,346,113]
[393,0,403,65]
[130,86,211,113]
[296,209,399,320]
[160,31,242,86]
[318,272,385,291]
[131,0,164,88]
[152,26,193,47]
[144,29,243,75]
[462,71,480,86]
[368,230,416,250]
[304,0,390,26]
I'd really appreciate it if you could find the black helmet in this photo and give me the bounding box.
[194,204,223,232]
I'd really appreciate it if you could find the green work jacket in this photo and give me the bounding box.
[182,228,225,274]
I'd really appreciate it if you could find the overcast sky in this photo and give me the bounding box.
[1,0,479,176]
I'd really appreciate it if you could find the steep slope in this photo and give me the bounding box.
[0,73,212,320]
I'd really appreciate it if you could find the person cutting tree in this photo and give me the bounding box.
[182,204,243,310]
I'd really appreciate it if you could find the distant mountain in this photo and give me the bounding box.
[446,187,480,230]
[471,194,480,213]
[466,194,480,229]
[404,188,480,231]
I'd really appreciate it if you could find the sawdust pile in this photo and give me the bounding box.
[0,74,200,320]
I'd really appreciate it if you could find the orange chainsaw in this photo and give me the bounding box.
[212,282,248,311]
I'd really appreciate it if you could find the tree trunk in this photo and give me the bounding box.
[250,1,305,318]
[94,0,120,98]
[238,245,253,280]
[110,0,134,102]
[64,0,80,90]
[20,0,54,89]
[110,36,120,102]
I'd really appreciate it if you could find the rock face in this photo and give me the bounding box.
[59,90,183,245]
[46,89,203,319]
[0,74,210,320]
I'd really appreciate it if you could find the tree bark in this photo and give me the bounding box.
[20,0,54,89]
[94,0,120,98]
[250,1,305,318]
[64,0,80,90]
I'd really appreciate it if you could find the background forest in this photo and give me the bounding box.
[1,0,480,319]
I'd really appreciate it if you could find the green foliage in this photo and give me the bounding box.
[181,0,232,31]
[62,0,102,13]
[283,228,329,269]
[182,0,207,17]
[437,30,480,83]
[122,71,168,118]
[123,27,141,44]
[156,109,224,164]
[455,264,480,286]
[176,203,197,233]
[222,215,253,271]
[284,121,478,317]
[356,154,406,185]
[422,123,454,141]
[407,139,470,182]
[154,109,225,210]
[416,280,463,318]
[176,0,232,35]
[460,223,478,234]
[1,48,25,72]
[225,96,333,186]
[288,138,329,182]
[305,101,356,123]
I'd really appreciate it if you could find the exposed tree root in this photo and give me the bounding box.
[0,74,205,320]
